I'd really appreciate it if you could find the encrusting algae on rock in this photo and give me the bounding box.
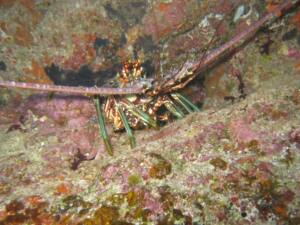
[0,0,300,224]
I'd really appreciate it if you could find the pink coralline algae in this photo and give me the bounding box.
[171,122,226,152]
[19,94,95,128]
[17,94,101,166]
[284,48,300,59]
[0,0,300,224]
[289,128,300,146]
[142,0,189,41]
[229,118,260,145]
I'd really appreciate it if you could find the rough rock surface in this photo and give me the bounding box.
[0,0,300,224]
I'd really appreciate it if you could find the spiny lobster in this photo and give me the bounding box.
[0,0,298,155]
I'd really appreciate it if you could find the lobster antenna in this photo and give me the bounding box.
[192,0,298,74]
[159,0,299,92]
[0,80,143,96]
[0,0,298,96]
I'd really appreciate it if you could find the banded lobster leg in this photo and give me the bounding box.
[95,97,158,154]
[153,93,200,120]
[95,96,152,154]
[170,93,200,114]
[119,99,158,129]
[116,103,136,148]
[163,96,185,119]
[94,96,113,156]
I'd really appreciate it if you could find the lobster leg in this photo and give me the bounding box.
[163,96,185,119]
[171,93,200,113]
[94,96,113,156]
[116,104,136,148]
[120,99,157,128]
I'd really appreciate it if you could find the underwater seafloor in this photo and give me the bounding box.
[0,0,300,224]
